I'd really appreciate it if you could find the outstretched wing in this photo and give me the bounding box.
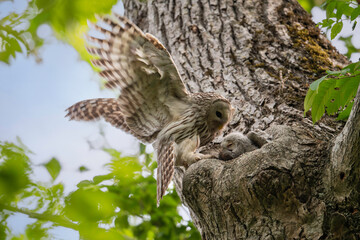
[86,14,189,142]
[65,98,153,143]
[156,140,175,207]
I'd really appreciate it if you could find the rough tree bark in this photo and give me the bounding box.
[124,0,360,239]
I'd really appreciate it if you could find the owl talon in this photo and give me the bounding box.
[194,153,213,161]
[183,153,213,169]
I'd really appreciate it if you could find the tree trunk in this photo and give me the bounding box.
[124,0,360,239]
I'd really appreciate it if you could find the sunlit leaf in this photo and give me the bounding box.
[319,18,335,28]
[93,173,113,184]
[65,188,117,222]
[0,140,200,239]
[326,1,336,18]
[304,71,360,123]
[331,21,343,39]
[78,165,89,172]
[297,0,320,12]
[0,142,31,199]
[25,222,49,239]
[77,180,93,188]
[310,75,328,91]
[43,158,61,181]
[351,6,360,21]
[304,88,316,116]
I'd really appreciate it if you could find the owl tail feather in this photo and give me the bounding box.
[156,141,175,207]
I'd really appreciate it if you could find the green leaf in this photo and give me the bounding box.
[78,165,89,172]
[305,74,360,123]
[65,188,117,222]
[325,69,346,75]
[339,4,354,17]
[310,75,328,91]
[304,88,317,115]
[319,18,335,29]
[326,1,336,18]
[115,215,130,228]
[343,62,360,72]
[93,173,113,184]
[337,102,354,120]
[0,142,31,199]
[331,21,343,39]
[43,158,61,181]
[351,7,360,21]
[145,153,153,167]
[25,222,49,239]
[77,180,93,188]
[139,143,146,155]
[310,79,337,123]
[0,220,7,240]
[335,2,346,19]
[297,0,317,13]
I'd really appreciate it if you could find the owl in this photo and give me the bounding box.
[219,132,258,160]
[219,131,272,160]
[66,14,233,206]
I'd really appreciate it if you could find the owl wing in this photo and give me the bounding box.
[156,140,175,207]
[65,98,153,143]
[86,14,189,142]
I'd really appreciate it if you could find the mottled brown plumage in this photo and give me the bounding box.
[65,14,233,206]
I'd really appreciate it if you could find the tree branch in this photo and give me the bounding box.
[329,85,360,200]
[0,203,79,231]
[182,125,329,239]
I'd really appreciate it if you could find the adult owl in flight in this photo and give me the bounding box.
[66,14,233,206]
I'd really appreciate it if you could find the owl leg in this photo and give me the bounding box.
[175,135,212,169]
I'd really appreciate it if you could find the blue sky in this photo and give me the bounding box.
[0,1,135,188]
[0,1,360,239]
[0,1,139,238]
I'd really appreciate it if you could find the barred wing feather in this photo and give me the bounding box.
[86,15,189,142]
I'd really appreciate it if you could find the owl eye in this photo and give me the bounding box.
[216,111,222,118]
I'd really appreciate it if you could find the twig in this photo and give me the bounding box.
[0,203,79,231]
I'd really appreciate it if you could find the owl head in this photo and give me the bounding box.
[208,98,233,132]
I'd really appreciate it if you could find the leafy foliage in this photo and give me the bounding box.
[0,0,117,64]
[304,62,360,122]
[0,141,31,201]
[316,0,360,58]
[317,0,360,59]
[318,0,359,39]
[304,0,360,123]
[0,141,201,239]
[0,11,40,64]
